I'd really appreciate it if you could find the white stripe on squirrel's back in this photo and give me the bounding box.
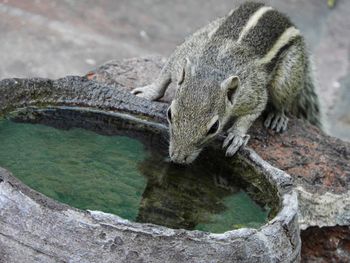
[259,27,301,65]
[237,6,274,43]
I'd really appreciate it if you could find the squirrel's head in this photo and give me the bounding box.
[168,59,242,164]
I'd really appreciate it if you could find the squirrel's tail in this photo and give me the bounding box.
[291,59,322,129]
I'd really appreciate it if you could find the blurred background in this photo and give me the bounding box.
[0,0,349,140]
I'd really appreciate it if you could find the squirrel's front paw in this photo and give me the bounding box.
[223,133,250,157]
[131,84,161,101]
[264,112,288,133]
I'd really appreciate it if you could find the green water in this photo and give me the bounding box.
[195,191,268,232]
[0,117,270,232]
[0,119,147,220]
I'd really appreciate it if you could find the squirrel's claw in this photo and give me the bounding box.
[223,133,250,157]
[223,133,235,148]
[264,112,288,133]
[131,85,160,101]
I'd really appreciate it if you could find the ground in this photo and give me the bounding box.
[0,0,349,140]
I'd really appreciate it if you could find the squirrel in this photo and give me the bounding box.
[131,2,321,164]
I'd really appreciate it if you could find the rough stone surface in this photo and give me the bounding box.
[0,69,300,261]
[248,120,350,230]
[86,56,175,102]
[0,75,168,123]
[301,226,350,263]
[87,56,350,262]
[0,162,299,263]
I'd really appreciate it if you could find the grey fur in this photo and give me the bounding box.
[131,2,321,164]
[213,2,264,40]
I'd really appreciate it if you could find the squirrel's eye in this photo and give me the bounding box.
[207,120,219,136]
[167,107,172,123]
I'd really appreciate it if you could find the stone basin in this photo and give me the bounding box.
[0,76,300,262]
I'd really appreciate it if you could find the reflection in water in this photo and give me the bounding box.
[0,108,275,233]
[137,147,270,232]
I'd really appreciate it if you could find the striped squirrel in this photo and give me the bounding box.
[132,2,321,164]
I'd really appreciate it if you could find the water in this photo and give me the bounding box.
[0,119,147,220]
[0,109,272,233]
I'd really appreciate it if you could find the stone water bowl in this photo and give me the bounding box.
[0,77,300,262]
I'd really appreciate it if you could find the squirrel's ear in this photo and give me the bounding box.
[178,58,192,85]
[221,76,240,105]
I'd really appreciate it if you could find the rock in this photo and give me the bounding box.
[0,165,299,263]
[0,75,167,123]
[248,118,350,230]
[86,56,176,102]
[301,226,350,262]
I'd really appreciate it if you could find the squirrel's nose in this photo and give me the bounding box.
[170,152,188,164]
